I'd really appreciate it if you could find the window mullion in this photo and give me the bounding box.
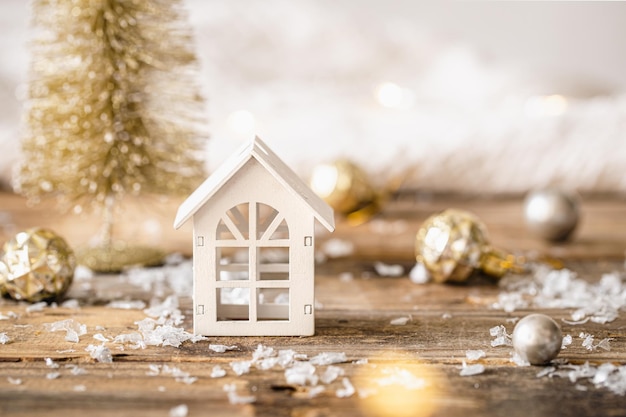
[249,202,258,322]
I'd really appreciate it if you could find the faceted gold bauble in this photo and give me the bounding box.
[415,209,489,283]
[0,228,76,302]
[310,160,380,223]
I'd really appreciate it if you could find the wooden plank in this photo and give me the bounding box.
[2,192,626,417]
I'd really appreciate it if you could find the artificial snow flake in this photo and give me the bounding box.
[26,301,47,313]
[45,358,59,368]
[409,262,430,284]
[510,351,530,367]
[46,372,61,380]
[147,364,161,376]
[86,344,113,363]
[466,350,486,361]
[73,385,86,392]
[66,364,87,375]
[310,352,347,366]
[561,334,573,349]
[578,332,612,352]
[252,344,275,361]
[169,404,188,417]
[308,385,325,398]
[150,365,197,384]
[374,262,404,277]
[536,366,556,378]
[336,377,355,398]
[460,361,485,376]
[44,319,87,343]
[209,344,238,353]
[375,367,428,390]
[489,325,512,347]
[134,317,205,348]
[390,316,411,326]
[93,333,110,343]
[320,365,345,384]
[0,332,10,344]
[285,362,318,386]
[230,360,252,376]
[113,332,145,349]
[211,365,227,378]
[223,384,256,405]
[7,377,22,385]
[61,299,80,309]
[339,272,354,282]
[321,239,354,258]
[106,300,146,310]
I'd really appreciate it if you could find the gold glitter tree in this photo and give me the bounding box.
[17,0,207,270]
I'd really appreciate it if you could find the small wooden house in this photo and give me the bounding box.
[174,137,335,336]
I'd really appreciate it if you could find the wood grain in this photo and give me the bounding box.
[1,191,626,417]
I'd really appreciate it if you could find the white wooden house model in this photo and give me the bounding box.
[174,137,335,336]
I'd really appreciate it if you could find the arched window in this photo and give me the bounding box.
[214,202,290,322]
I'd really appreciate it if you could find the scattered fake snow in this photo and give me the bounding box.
[495,267,626,324]
[224,383,256,405]
[169,404,188,417]
[489,325,512,347]
[0,332,10,344]
[209,344,238,353]
[321,239,355,258]
[538,362,626,395]
[466,350,486,361]
[374,262,404,277]
[106,300,146,310]
[336,377,356,398]
[460,361,485,376]
[85,344,113,363]
[26,302,47,313]
[390,316,411,326]
[45,358,59,368]
[561,334,573,349]
[210,365,226,378]
[44,319,87,343]
[409,262,430,284]
[147,364,197,385]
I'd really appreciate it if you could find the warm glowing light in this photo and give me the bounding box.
[525,94,568,117]
[310,163,339,199]
[357,352,444,417]
[227,110,256,135]
[375,82,415,109]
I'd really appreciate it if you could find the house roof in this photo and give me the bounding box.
[174,136,335,232]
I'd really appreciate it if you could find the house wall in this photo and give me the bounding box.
[192,158,316,336]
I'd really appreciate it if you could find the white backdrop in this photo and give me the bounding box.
[1,0,626,193]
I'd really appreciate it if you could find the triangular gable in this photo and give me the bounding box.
[174,137,335,232]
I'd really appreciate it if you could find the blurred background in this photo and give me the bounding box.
[1,0,625,194]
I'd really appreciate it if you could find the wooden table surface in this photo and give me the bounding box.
[1,191,626,417]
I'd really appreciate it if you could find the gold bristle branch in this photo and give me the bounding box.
[16,0,207,264]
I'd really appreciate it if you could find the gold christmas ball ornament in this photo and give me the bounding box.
[0,228,76,302]
[310,160,381,225]
[523,189,580,242]
[415,209,524,283]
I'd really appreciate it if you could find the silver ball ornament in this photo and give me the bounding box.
[523,189,579,241]
[512,313,562,365]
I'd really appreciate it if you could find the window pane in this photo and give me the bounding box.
[217,247,249,281]
[258,247,289,281]
[225,203,249,240]
[217,287,249,321]
[257,288,289,321]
